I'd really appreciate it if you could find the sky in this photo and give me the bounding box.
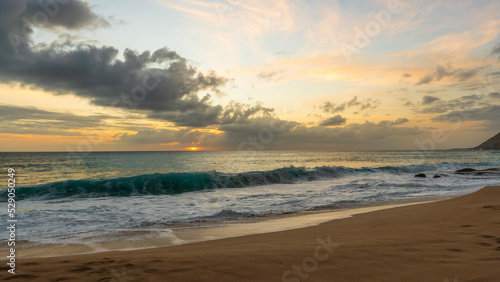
[0,0,499,151]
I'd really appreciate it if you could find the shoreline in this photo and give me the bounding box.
[16,201,435,259]
[9,195,446,259]
[2,186,499,281]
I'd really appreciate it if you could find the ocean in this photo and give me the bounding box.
[1,150,499,246]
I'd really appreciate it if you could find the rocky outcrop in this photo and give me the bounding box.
[475,132,500,150]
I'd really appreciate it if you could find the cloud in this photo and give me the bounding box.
[0,0,231,128]
[115,129,206,145]
[415,93,499,114]
[389,118,410,126]
[23,0,110,30]
[416,65,483,85]
[245,119,424,149]
[217,117,297,137]
[319,115,346,126]
[416,75,434,85]
[115,117,424,150]
[256,71,282,81]
[148,102,275,127]
[319,96,379,113]
[0,104,109,135]
[491,42,500,59]
[319,101,345,114]
[406,93,500,130]
[422,95,440,105]
[219,102,274,124]
[347,96,379,110]
[431,105,500,130]
[488,92,500,99]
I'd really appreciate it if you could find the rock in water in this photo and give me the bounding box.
[455,168,476,174]
[415,174,426,178]
[455,168,500,176]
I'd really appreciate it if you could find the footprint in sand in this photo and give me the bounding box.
[5,274,38,280]
[145,268,160,273]
[148,259,163,263]
[483,205,500,210]
[69,265,94,273]
[478,242,493,247]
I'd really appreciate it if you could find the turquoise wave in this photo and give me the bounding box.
[1,163,497,201]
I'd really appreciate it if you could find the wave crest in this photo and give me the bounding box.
[1,162,490,201]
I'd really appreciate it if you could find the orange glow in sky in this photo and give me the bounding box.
[187,147,199,151]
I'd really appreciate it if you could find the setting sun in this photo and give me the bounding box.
[187,147,199,151]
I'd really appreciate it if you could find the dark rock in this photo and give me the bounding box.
[415,174,426,178]
[455,167,500,176]
[433,174,441,178]
[455,168,476,174]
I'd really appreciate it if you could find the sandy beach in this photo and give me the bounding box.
[1,186,499,281]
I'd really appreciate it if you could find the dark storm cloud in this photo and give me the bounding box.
[0,0,230,127]
[422,95,440,105]
[319,115,346,126]
[1,0,108,54]
[0,104,110,135]
[416,65,482,85]
[23,0,110,30]
[318,96,379,114]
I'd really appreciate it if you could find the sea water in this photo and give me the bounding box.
[0,150,499,246]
